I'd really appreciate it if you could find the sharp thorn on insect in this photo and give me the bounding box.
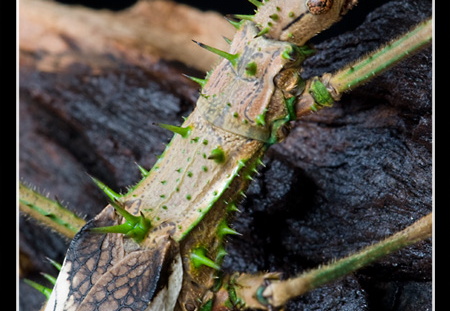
[248,0,263,8]
[208,146,226,164]
[191,248,221,270]
[192,40,239,66]
[45,257,62,271]
[89,199,152,243]
[227,202,241,213]
[90,176,122,201]
[156,123,192,138]
[230,14,254,21]
[23,279,52,299]
[40,272,57,285]
[222,36,232,45]
[182,74,208,88]
[255,27,270,38]
[135,162,150,177]
[217,220,241,238]
[224,16,244,29]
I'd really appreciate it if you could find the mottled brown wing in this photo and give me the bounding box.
[44,205,182,311]
[44,205,124,311]
[76,245,182,311]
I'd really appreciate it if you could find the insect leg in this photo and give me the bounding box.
[293,17,432,119]
[210,213,431,310]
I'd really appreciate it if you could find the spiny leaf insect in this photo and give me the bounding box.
[19,0,432,310]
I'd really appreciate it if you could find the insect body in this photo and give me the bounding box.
[20,0,431,310]
[43,19,300,311]
[196,22,296,142]
[41,1,359,308]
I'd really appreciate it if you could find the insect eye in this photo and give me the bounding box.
[306,0,334,15]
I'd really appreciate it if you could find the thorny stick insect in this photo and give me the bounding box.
[20,0,432,311]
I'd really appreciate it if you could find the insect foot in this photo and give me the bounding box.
[294,73,339,118]
[201,272,282,311]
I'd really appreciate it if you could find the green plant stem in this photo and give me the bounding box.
[19,182,86,239]
[264,213,432,308]
[329,17,432,93]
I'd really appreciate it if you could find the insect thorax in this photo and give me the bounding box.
[197,21,301,143]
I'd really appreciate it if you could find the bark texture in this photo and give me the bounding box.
[19,0,432,310]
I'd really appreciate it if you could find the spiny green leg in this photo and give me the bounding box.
[220,213,431,310]
[19,176,152,242]
[259,213,432,309]
[295,17,432,118]
[19,182,86,239]
[331,17,432,93]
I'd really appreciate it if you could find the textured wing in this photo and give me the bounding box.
[44,205,182,311]
[76,244,182,311]
[44,205,124,311]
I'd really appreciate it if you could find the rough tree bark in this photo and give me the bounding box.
[19,0,432,310]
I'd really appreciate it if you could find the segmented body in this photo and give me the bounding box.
[197,22,294,142]
[45,19,293,311]
[20,0,431,311]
